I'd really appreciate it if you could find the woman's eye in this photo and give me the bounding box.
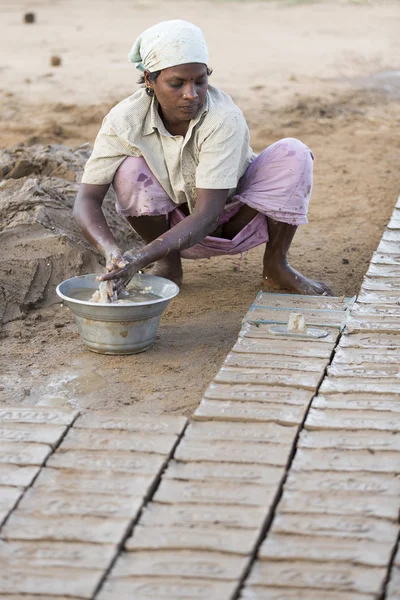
[170,82,182,89]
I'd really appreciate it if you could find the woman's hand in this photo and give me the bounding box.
[104,247,129,273]
[98,249,145,284]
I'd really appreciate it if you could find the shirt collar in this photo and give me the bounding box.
[142,91,210,138]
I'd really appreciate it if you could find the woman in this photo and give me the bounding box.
[74,20,331,295]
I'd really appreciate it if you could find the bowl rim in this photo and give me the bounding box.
[56,273,180,307]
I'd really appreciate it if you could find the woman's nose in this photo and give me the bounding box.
[183,83,198,99]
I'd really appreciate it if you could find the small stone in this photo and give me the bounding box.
[50,55,62,67]
[23,12,35,23]
[342,258,349,264]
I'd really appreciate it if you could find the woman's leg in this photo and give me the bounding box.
[113,157,183,285]
[231,138,332,295]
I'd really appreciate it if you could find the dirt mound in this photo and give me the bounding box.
[0,144,139,324]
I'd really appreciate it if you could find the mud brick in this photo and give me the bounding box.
[247,560,385,595]
[215,366,321,390]
[164,460,284,486]
[319,377,400,394]
[334,346,400,363]
[0,566,101,598]
[193,399,306,425]
[376,238,400,254]
[185,420,296,444]
[224,352,327,372]
[0,539,115,570]
[381,230,400,242]
[371,251,400,264]
[294,447,400,473]
[242,587,370,600]
[305,408,399,431]
[352,304,400,316]
[346,316,400,333]
[259,532,392,567]
[357,291,400,305]
[328,362,400,377]
[272,512,397,542]
[61,428,177,454]
[2,513,130,544]
[204,383,312,406]
[17,487,143,519]
[285,469,400,496]
[0,441,51,465]
[155,478,277,507]
[234,334,335,355]
[278,488,399,520]
[34,467,155,497]
[139,501,266,530]
[175,438,290,466]
[367,263,400,277]
[340,332,400,348]
[110,549,247,580]
[97,577,236,600]
[0,423,66,447]
[247,307,345,328]
[46,449,166,474]
[74,411,186,435]
[361,277,400,292]
[312,393,400,412]
[0,486,23,522]
[386,566,400,599]
[250,293,353,310]
[125,523,257,554]
[0,464,39,487]
[299,428,400,452]
[0,406,78,426]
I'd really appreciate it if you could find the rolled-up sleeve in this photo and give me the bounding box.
[195,111,250,190]
[81,115,140,185]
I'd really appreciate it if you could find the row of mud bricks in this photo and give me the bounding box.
[0,196,399,599]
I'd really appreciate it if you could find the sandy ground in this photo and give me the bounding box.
[1,0,400,414]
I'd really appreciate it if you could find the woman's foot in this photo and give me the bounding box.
[147,256,183,286]
[263,261,332,295]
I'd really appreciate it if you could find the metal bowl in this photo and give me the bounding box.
[56,273,180,355]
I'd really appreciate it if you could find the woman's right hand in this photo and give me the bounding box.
[105,247,129,273]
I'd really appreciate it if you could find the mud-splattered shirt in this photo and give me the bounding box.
[81,85,255,213]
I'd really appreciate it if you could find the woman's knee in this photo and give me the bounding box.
[270,137,314,163]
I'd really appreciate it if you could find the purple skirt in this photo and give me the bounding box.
[113,137,314,259]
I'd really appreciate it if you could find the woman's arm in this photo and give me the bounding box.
[73,183,128,271]
[100,188,228,281]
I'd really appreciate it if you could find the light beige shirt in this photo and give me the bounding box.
[82,85,255,213]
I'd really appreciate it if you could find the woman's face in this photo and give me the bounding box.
[145,63,208,125]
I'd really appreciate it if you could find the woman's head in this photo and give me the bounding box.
[129,20,210,123]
